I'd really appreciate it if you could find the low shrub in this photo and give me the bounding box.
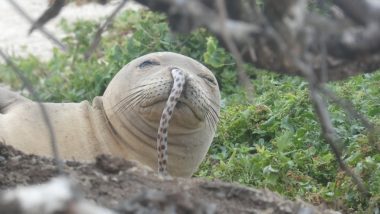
[1,9,379,212]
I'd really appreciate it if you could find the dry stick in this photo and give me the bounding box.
[318,87,374,130]
[252,6,371,196]
[318,38,372,131]
[309,86,370,197]
[318,86,379,151]
[0,49,64,174]
[294,58,370,197]
[215,0,254,102]
[7,0,67,51]
[218,0,368,193]
[136,0,380,80]
[29,0,65,35]
[135,0,261,41]
[84,0,128,59]
[318,34,377,181]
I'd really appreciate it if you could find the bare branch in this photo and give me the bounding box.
[134,0,261,41]
[0,49,64,174]
[133,0,380,81]
[318,86,380,152]
[333,0,370,25]
[29,0,65,35]
[293,56,370,198]
[23,0,380,81]
[309,84,370,197]
[7,0,67,51]
[215,0,254,101]
[84,0,128,59]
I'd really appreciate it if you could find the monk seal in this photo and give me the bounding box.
[0,52,221,177]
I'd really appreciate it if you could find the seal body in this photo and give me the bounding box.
[0,52,221,177]
[0,94,123,160]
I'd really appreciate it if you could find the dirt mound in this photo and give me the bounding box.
[0,144,338,213]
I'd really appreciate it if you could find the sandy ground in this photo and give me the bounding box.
[0,144,337,213]
[0,0,141,60]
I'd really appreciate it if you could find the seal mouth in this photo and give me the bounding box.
[140,98,203,122]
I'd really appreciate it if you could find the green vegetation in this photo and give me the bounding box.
[1,10,379,213]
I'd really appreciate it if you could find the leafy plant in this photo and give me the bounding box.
[197,72,380,212]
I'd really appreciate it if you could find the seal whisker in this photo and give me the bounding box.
[208,104,220,121]
[116,92,149,113]
[202,97,219,130]
[199,90,221,109]
[113,86,152,109]
[204,111,214,131]
[119,92,147,112]
[113,82,168,112]
[128,93,150,110]
[115,81,173,112]
[205,107,218,131]
[127,82,166,91]
[114,82,161,107]
[113,90,144,113]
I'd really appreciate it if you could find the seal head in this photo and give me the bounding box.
[103,52,220,177]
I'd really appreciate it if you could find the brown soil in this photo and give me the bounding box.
[0,144,338,213]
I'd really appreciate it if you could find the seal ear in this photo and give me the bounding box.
[0,87,28,114]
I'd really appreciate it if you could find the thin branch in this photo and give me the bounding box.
[333,0,370,25]
[318,87,374,130]
[318,86,379,151]
[29,0,65,35]
[317,27,378,152]
[215,0,254,102]
[7,0,67,51]
[0,49,64,174]
[134,0,380,81]
[309,86,370,197]
[84,0,128,59]
[140,0,262,41]
[294,57,370,198]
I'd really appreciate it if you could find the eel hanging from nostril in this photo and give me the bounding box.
[157,68,185,176]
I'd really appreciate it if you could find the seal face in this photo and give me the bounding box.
[0,52,221,177]
[103,52,221,177]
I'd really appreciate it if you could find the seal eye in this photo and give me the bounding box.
[138,60,160,69]
[202,76,216,86]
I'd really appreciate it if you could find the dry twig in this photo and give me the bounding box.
[84,0,128,59]
[215,0,254,101]
[29,0,65,35]
[7,0,67,51]
[295,58,370,197]
[0,49,64,174]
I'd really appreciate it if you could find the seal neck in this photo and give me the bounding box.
[100,96,159,165]
[87,97,129,158]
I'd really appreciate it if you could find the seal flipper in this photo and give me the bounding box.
[0,87,29,114]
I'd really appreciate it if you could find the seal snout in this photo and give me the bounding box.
[166,67,207,121]
[101,52,221,177]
